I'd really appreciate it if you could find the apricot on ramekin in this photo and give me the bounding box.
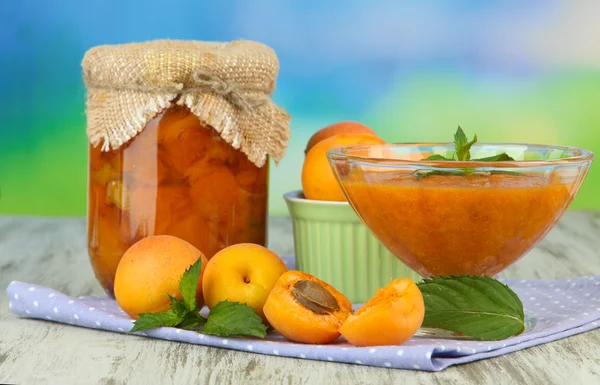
[339,278,424,347]
[301,133,385,202]
[263,271,352,344]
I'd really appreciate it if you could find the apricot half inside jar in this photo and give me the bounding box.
[340,278,424,347]
[263,271,352,344]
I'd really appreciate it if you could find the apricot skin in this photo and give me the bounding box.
[202,243,288,322]
[263,271,352,344]
[301,134,386,202]
[305,121,379,154]
[114,235,208,319]
[339,278,424,347]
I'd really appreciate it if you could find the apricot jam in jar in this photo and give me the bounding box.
[82,40,290,295]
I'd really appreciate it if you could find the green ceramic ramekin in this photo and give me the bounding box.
[283,190,421,304]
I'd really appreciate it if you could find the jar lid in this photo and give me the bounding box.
[82,39,291,167]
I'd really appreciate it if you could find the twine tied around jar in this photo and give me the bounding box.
[85,70,269,114]
[189,70,268,113]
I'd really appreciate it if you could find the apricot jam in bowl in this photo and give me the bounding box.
[327,142,594,278]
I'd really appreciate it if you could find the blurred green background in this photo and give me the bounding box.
[1,1,598,216]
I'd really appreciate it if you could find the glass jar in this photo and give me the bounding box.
[87,105,269,296]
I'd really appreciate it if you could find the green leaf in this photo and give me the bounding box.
[201,301,268,338]
[472,153,516,162]
[422,154,454,161]
[487,170,523,177]
[415,169,523,181]
[417,276,525,341]
[179,258,203,311]
[129,309,184,334]
[168,294,188,317]
[179,311,208,330]
[414,170,465,181]
[454,126,477,161]
[417,127,520,181]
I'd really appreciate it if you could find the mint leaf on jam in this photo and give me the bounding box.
[472,153,515,162]
[454,126,478,161]
[415,170,464,181]
[422,154,454,161]
[415,126,517,180]
[417,276,525,341]
[129,257,267,339]
[201,301,268,338]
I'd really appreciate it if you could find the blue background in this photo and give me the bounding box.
[1,0,599,215]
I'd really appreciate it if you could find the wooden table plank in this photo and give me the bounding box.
[1,213,599,385]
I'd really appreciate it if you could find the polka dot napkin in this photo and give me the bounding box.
[5,256,600,372]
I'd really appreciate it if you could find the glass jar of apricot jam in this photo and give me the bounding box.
[87,106,269,295]
[83,39,290,296]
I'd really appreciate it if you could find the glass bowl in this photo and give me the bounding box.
[327,143,594,278]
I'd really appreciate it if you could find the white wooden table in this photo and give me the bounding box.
[1,213,599,384]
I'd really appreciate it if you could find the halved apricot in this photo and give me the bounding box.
[263,271,352,344]
[339,278,424,347]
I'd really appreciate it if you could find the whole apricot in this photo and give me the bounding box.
[305,121,379,155]
[340,278,424,347]
[202,243,288,321]
[114,235,209,319]
[302,134,386,201]
[263,271,352,344]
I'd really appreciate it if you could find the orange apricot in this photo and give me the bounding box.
[202,243,288,321]
[339,278,424,347]
[158,109,201,144]
[183,155,216,185]
[305,121,379,155]
[160,112,212,175]
[263,271,352,344]
[114,235,209,319]
[204,135,239,165]
[302,134,386,201]
[189,164,239,221]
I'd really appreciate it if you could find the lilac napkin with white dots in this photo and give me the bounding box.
[5,256,600,372]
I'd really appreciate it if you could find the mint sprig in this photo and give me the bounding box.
[168,293,188,316]
[417,126,519,180]
[454,127,478,161]
[130,258,203,334]
[179,259,202,312]
[417,276,525,341]
[129,309,185,333]
[202,301,268,338]
[128,258,267,339]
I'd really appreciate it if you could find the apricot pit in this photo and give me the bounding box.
[292,280,340,315]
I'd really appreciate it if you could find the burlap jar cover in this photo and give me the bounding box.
[82,39,291,167]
